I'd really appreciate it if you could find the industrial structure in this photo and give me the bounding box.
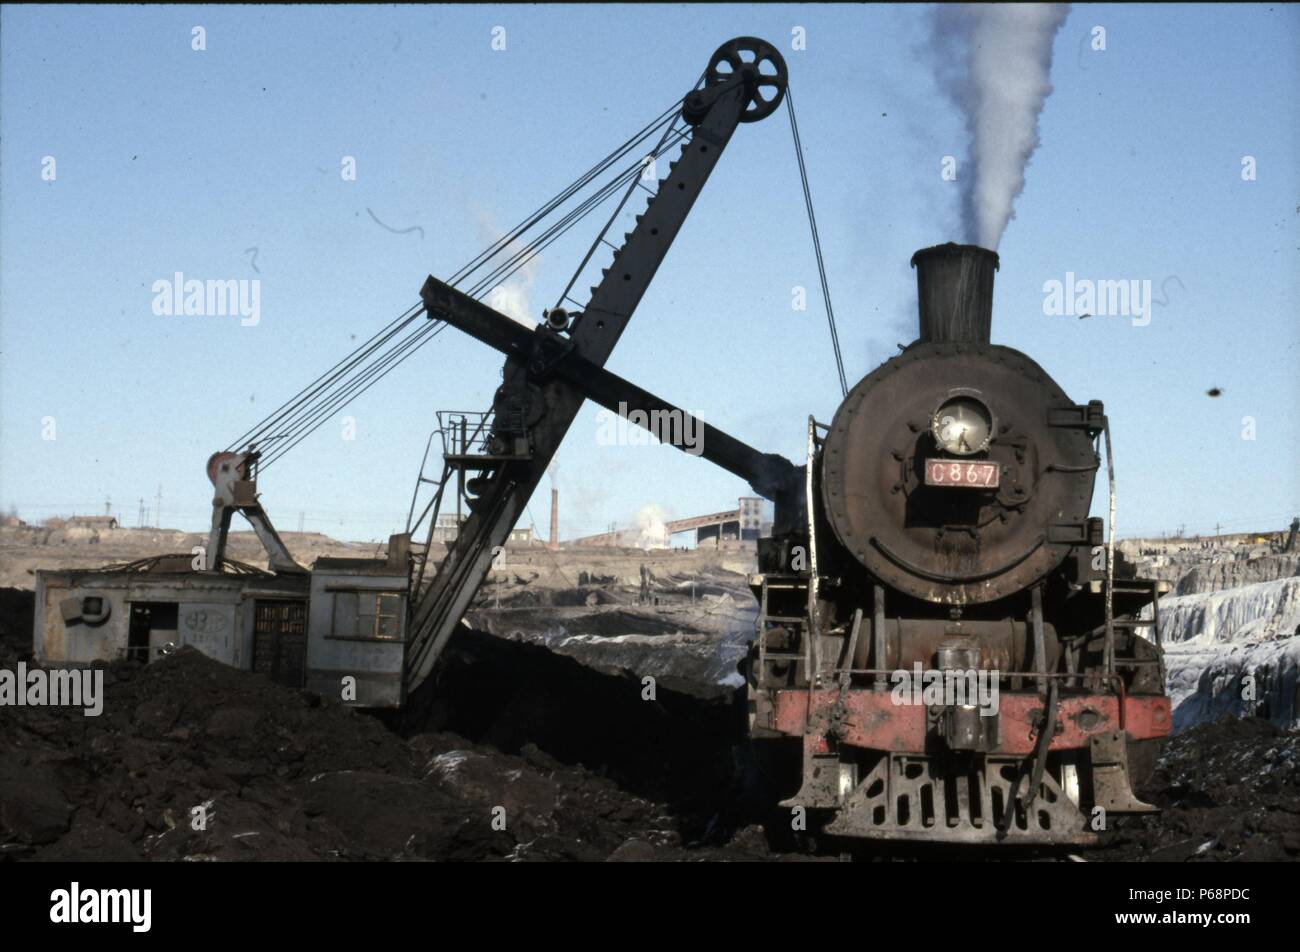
[665,496,765,547]
[567,497,767,548]
[34,556,308,682]
[36,35,791,709]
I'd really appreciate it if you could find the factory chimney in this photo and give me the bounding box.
[911,242,999,345]
[549,488,559,549]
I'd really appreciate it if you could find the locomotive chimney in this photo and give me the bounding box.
[910,243,999,345]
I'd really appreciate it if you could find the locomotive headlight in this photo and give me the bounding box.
[931,395,994,456]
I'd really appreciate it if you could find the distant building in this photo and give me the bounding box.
[665,496,765,548]
[430,514,463,543]
[430,513,536,545]
[66,516,118,530]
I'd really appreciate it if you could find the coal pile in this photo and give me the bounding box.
[4,583,1297,862]
[405,626,750,838]
[0,641,776,862]
[1094,716,1300,861]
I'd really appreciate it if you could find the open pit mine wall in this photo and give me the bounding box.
[1146,572,1300,733]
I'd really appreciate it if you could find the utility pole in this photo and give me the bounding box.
[154,484,162,529]
[138,498,146,528]
[104,496,112,516]
[1214,522,1222,537]
[298,511,305,533]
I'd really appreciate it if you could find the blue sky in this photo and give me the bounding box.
[2,4,1297,543]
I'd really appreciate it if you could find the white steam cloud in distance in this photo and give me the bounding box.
[931,3,1069,249]
[635,504,669,548]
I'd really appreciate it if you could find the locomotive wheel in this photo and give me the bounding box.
[706,37,788,122]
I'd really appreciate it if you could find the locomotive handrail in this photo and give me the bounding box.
[804,417,823,694]
[1045,461,1099,474]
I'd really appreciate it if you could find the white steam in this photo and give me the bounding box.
[475,210,539,326]
[931,3,1069,249]
[634,504,669,549]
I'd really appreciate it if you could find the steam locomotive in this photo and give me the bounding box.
[745,243,1171,845]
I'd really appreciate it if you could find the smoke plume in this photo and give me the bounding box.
[931,4,1069,249]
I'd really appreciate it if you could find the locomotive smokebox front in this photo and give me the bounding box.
[911,242,999,345]
[820,243,1103,606]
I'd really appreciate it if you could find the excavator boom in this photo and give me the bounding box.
[403,38,791,697]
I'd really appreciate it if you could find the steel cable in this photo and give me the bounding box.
[786,86,848,397]
[260,322,449,469]
[230,101,688,462]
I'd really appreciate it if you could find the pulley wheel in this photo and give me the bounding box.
[706,37,788,122]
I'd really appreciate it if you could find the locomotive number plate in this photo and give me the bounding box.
[924,459,1000,489]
